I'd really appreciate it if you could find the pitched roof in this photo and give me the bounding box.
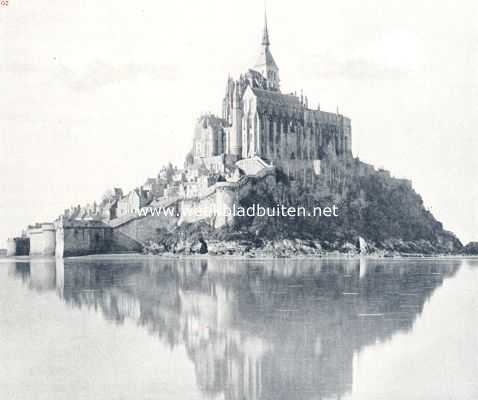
[252,88,299,103]
[254,46,278,71]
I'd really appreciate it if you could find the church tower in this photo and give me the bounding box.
[253,12,280,91]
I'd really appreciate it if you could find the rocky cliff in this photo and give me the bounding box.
[144,156,463,256]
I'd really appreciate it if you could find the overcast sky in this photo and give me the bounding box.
[1,0,477,244]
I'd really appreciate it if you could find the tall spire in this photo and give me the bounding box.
[254,3,280,91]
[262,10,270,46]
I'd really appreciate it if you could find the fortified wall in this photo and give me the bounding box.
[6,219,139,258]
[27,223,56,256]
[110,182,240,244]
[6,237,30,256]
[55,219,114,258]
[178,181,241,228]
[5,156,407,258]
[110,197,179,244]
[107,163,277,245]
[177,163,276,228]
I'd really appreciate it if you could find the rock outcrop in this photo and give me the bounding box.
[141,157,463,257]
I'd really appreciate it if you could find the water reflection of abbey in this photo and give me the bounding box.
[8,258,461,400]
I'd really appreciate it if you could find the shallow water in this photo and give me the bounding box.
[1,256,477,400]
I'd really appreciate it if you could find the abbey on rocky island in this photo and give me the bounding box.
[6,12,358,258]
[191,13,352,176]
[7,10,461,260]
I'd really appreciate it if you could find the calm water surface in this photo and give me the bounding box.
[1,256,477,400]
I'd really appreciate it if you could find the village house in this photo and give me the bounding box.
[117,189,152,216]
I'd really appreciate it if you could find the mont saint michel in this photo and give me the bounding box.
[3,13,468,258]
[2,3,478,400]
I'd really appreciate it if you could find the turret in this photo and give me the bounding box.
[230,81,243,158]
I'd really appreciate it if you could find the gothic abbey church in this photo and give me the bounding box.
[191,14,352,176]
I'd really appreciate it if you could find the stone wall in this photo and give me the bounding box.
[200,154,228,174]
[114,212,179,243]
[6,239,15,257]
[112,186,236,242]
[6,237,30,256]
[28,223,56,256]
[112,169,276,243]
[193,114,225,162]
[178,182,239,228]
[111,230,143,253]
[55,221,114,258]
[179,196,216,226]
[214,184,238,228]
[95,167,277,246]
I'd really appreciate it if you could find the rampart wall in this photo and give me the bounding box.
[112,167,276,244]
[114,213,178,244]
[6,237,30,256]
[55,221,114,257]
[28,223,56,256]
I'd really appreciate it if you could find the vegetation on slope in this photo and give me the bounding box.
[146,156,462,255]
[229,158,461,253]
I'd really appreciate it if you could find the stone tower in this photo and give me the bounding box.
[230,82,243,157]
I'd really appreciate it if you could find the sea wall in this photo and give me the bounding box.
[29,168,277,253]
[6,239,15,257]
[27,223,56,256]
[6,237,30,256]
[55,220,114,258]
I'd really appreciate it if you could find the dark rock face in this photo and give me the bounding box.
[198,238,208,254]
